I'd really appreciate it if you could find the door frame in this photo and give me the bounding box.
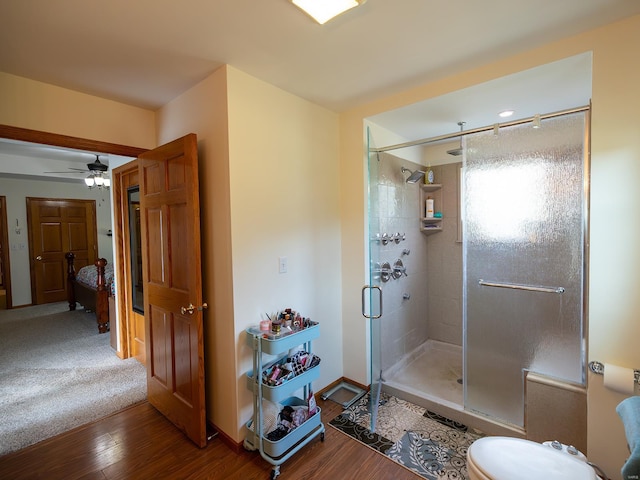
[111,160,142,361]
[0,125,147,158]
[0,124,147,309]
[0,196,12,309]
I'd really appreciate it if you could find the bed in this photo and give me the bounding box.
[65,252,113,334]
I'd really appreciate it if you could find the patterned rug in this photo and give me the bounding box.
[329,392,484,479]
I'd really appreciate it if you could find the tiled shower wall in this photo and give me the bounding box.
[427,162,463,346]
[376,154,462,372]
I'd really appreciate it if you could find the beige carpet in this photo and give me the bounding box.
[0,302,146,456]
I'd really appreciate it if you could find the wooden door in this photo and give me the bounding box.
[139,134,206,448]
[27,198,97,304]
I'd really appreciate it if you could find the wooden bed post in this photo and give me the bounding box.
[95,258,109,334]
[65,252,77,311]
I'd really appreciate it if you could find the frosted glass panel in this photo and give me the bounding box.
[463,112,586,427]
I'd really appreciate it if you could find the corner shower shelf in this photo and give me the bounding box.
[420,183,443,235]
[421,184,442,193]
[420,218,443,234]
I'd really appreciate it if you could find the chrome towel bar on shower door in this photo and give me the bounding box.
[478,279,565,294]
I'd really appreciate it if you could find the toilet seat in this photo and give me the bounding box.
[467,437,597,480]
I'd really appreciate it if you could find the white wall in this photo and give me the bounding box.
[0,176,113,306]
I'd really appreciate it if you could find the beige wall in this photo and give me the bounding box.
[340,14,640,479]
[226,67,342,441]
[0,72,157,307]
[156,66,342,442]
[0,72,156,149]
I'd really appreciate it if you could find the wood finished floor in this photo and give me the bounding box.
[0,398,419,480]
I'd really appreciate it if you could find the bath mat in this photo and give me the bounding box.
[424,410,469,432]
[329,392,483,479]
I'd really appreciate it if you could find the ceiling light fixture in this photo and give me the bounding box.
[85,172,110,190]
[291,0,366,24]
[498,110,514,118]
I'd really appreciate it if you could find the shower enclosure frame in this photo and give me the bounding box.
[366,104,591,433]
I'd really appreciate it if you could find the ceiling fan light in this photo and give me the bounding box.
[94,175,104,186]
[291,0,363,24]
[85,176,95,187]
[103,178,111,188]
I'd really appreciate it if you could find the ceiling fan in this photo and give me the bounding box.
[44,154,109,175]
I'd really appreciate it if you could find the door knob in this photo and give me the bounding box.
[36,255,42,261]
[180,303,208,315]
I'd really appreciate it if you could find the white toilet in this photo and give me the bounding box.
[467,436,599,480]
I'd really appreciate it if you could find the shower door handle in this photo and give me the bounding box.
[361,285,383,319]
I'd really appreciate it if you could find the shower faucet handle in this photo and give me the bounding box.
[389,232,406,243]
[373,261,392,282]
[392,259,407,279]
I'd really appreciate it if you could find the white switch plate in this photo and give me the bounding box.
[278,256,288,274]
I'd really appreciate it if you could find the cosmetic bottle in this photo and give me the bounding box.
[426,197,434,218]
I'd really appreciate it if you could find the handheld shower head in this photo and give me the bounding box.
[401,166,426,184]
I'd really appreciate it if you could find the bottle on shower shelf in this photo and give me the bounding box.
[426,196,434,218]
[425,164,434,184]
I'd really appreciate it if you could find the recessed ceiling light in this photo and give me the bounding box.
[291,0,365,25]
[498,110,514,118]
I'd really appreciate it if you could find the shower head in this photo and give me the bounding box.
[447,121,466,156]
[401,166,426,184]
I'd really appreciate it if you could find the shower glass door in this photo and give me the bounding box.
[365,126,383,431]
[463,111,588,427]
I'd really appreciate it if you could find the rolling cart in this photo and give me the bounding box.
[244,322,325,479]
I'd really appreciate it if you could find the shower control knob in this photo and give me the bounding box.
[567,445,578,456]
[392,259,407,279]
[550,440,563,450]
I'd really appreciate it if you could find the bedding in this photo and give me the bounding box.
[66,253,112,334]
[75,263,115,295]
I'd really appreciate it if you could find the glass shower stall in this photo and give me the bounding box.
[366,109,589,430]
